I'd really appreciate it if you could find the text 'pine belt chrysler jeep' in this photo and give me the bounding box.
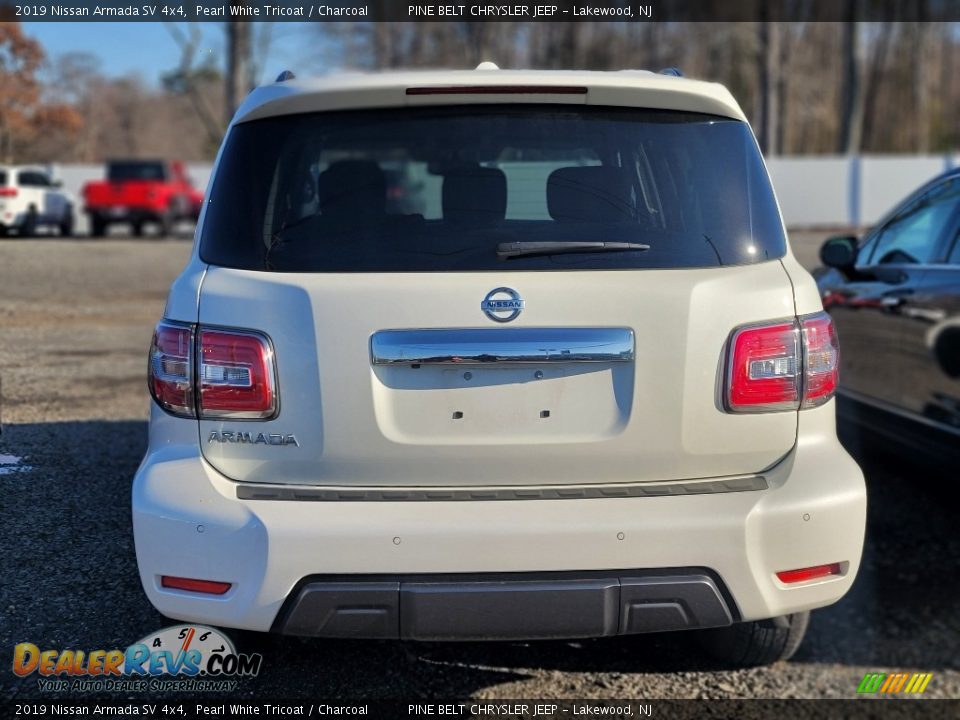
[133,66,866,667]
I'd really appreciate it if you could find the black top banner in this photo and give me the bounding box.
[5,699,960,718]
[2,0,960,23]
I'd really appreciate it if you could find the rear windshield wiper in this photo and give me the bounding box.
[497,241,651,259]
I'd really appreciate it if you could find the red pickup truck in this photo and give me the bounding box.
[82,160,204,237]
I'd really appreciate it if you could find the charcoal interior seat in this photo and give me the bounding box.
[442,164,508,226]
[547,166,637,224]
[317,160,387,232]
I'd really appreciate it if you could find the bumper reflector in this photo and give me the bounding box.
[161,576,232,595]
[776,562,842,584]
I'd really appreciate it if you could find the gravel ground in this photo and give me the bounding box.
[1,233,957,702]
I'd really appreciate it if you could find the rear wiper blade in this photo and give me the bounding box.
[497,241,651,259]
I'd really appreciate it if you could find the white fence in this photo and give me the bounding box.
[45,155,959,234]
[767,154,957,227]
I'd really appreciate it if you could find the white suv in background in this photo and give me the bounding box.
[0,165,74,237]
[134,67,866,666]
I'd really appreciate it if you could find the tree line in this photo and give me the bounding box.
[0,20,957,164]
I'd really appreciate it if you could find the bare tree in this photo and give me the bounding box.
[165,23,223,145]
[838,6,866,153]
[47,52,101,161]
[909,16,932,152]
[225,20,252,122]
[861,22,894,151]
[937,23,958,149]
[757,21,781,155]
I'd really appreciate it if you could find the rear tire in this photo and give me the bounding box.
[698,611,810,667]
[20,207,38,237]
[89,216,107,238]
[158,213,174,238]
[59,205,74,237]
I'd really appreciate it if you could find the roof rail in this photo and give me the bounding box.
[658,67,683,77]
[276,70,297,82]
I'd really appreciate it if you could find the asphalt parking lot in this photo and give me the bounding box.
[1,233,958,701]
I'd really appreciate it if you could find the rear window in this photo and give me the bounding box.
[200,106,786,272]
[108,161,166,182]
[17,171,49,187]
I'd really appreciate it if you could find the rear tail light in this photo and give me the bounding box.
[0,187,17,198]
[198,329,277,419]
[800,313,840,408]
[727,321,800,412]
[148,322,278,420]
[726,312,839,413]
[161,576,232,595]
[148,322,195,417]
[776,562,842,584]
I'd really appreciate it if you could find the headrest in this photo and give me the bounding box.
[318,160,386,217]
[547,166,635,223]
[442,165,507,224]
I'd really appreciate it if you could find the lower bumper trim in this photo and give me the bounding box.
[274,570,734,640]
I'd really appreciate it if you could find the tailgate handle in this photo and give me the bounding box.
[371,328,634,365]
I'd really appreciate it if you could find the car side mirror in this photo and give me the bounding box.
[52,179,63,188]
[820,235,858,271]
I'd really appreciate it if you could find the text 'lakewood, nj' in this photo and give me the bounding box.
[407,5,650,18]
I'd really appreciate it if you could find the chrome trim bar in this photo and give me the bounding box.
[370,328,635,366]
[238,475,767,502]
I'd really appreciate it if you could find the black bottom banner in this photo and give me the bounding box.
[3,699,958,719]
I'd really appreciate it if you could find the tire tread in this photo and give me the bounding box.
[699,611,810,667]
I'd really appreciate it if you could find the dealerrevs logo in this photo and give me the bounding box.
[13,625,262,692]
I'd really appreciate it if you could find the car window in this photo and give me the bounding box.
[865,178,960,265]
[108,162,166,182]
[947,228,960,264]
[201,106,786,273]
[17,171,51,187]
[0,171,7,185]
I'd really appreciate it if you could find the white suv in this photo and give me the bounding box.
[0,165,74,237]
[134,67,866,666]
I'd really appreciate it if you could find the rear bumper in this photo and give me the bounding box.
[87,207,165,223]
[274,571,734,640]
[132,403,866,638]
[0,211,26,228]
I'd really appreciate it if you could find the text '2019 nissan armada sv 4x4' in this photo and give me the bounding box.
[134,67,866,666]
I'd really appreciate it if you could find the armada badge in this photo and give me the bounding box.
[208,430,299,447]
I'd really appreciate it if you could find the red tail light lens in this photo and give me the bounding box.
[161,576,232,595]
[776,562,842,584]
[800,313,840,408]
[198,329,277,420]
[726,312,840,413]
[148,322,195,417]
[406,86,588,96]
[0,187,18,197]
[727,321,801,412]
